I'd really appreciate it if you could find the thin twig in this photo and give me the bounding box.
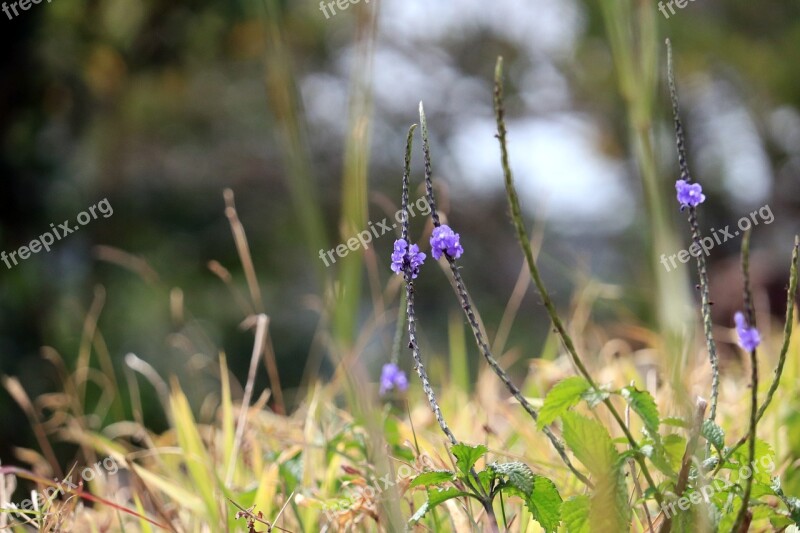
[716,235,799,466]
[627,382,656,533]
[226,314,269,486]
[659,397,707,533]
[398,124,456,445]
[224,189,285,415]
[666,39,720,425]
[732,231,757,532]
[491,57,662,500]
[421,97,593,487]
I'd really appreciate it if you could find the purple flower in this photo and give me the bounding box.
[734,311,761,352]
[676,179,706,210]
[430,225,464,260]
[379,363,409,396]
[390,239,426,279]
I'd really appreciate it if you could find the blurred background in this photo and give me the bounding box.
[1,0,798,476]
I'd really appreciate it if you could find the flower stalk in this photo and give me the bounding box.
[666,39,720,424]
[732,230,758,531]
[419,100,594,488]
[491,57,663,503]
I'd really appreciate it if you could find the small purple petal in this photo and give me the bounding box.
[390,239,425,279]
[734,311,761,352]
[430,225,464,260]
[379,363,409,396]
[676,179,706,210]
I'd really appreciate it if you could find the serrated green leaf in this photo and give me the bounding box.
[527,475,562,532]
[751,480,776,499]
[476,468,495,493]
[769,514,795,529]
[562,495,590,533]
[561,412,617,477]
[493,463,562,533]
[561,413,628,531]
[663,433,687,472]
[731,438,775,484]
[538,377,591,428]
[410,470,455,489]
[701,420,725,452]
[639,435,678,478]
[451,443,488,477]
[407,487,475,525]
[662,416,690,428]
[427,486,471,507]
[620,386,660,435]
[408,501,430,525]
[490,461,534,495]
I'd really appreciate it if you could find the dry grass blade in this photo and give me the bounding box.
[226,313,269,486]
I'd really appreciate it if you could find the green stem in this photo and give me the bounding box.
[715,236,799,469]
[666,39,720,426]
[732,231,757,531]
[418,99,593,488]
[493,57,662,504]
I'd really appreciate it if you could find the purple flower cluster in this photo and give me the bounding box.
[390,239,426,279]
[379,363,408,396]
[430,225,464,261]
[734,311,761,352]
[675,179,706,210]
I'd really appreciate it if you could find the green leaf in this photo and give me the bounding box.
[408,502,431,525]
[527,475,563,532]
[538,377,591,428]
[407,487,475,525]
[410,470,455,489]
[427,486,471,507]
[561,412,629,531]
[620,386,660,435]
[772,477,800,524]
[491,462,562,532]
[662,416,690,428]
[663,433,687,472]
[490,461,534,495]
[476,468,495,493]
[561,412,617,477]
[701,420,725,452]
[451,443,488,477]
[731,438,775,484]
[562,495,590,533]
[639,436,677,478]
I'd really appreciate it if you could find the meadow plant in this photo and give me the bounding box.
[396,50,800,532]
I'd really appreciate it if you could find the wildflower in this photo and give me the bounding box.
[675,179,706,210]
[379,363,408,396]
[390,239,425,279]
[430,225,464,260]
[734,311,761,351]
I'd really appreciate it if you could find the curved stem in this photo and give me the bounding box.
[493,56,662,503]
[419,96,593,488]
